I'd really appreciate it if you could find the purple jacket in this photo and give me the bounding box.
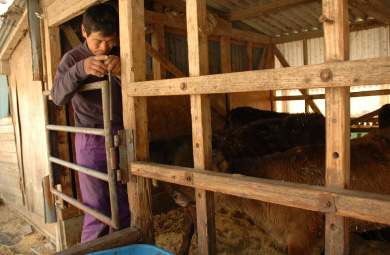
[51,41,123,127]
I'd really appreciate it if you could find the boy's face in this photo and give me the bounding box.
[82,24,117,56]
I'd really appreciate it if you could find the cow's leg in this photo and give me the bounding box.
[178,205,197,255]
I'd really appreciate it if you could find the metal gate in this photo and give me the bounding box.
[42,80,120,229]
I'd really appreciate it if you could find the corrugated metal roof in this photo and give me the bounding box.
[0,0,26,54]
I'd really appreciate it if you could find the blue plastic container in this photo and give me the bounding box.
[87,244,175,255]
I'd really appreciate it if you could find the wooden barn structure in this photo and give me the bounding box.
[0,0,389,254]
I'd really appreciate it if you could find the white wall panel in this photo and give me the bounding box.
[275,26,390,116]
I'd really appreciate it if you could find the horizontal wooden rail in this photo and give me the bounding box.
[131,161,390,225]
[272,89,390,101]
[125,56,390,97]
[52,227,141,255]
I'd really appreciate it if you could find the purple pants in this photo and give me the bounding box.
[75,125,130,243]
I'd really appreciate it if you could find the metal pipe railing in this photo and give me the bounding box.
[46,125,105,136]
[49,156,109,181]
[51,188,113,227]
[43,80,120,229]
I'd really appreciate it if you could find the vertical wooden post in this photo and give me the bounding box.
[267,44,277,111]
[323,0,350,254]
[28,0,43,81]
[119,0,152,244]
[43,19,74,202]
[187,0,216,254]
[43,13,84,250]
[303,39,310,113]
[220,36,232,111]
[246,41,253,71]
[152,3,166,80]
[43,23,61,91]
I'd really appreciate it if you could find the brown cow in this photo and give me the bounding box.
[168,126,390,254]
[211,126,390,254]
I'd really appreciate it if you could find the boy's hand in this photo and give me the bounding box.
[83,55,109,77]
[104,55,121,79]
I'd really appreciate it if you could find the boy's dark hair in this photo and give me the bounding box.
[83,4,119,37]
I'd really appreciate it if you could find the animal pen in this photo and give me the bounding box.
[0,0,390,254]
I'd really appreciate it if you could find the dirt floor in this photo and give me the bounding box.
[0,201,55,255]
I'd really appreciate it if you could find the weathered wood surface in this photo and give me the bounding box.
[0,162,19,173]
[53,227,140,255]
[125,56,390,97]
[145,42,185,78]
[119,0,152,244]
[60,23,82,49]
[151,3,166,80]
[131,161,390,225]
[8,66,25,206]
[224,0,318,22]
[8,36,48,216]
[0,151,18,164]
[0,84,22,207]
[187,0,216,254]
[0,9,28,61]
[43,24,61,91]
[272,89,390,101]
[274,46,322,114]
[323,0,350,254]
[144,10,271,44]
[47,0,109,27]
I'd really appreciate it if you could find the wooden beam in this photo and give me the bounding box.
[272,20,386,44]
[349,0,390,24]
[224,0,318,22]
[0,9,28,61]
[151,3,166,80]
[153,0,232,29]
[124,56,390,97]
[0,60,10,75]
[220,37,231,74]
[145,42,186,78]
[220,36,232,110]
[60,24,82,49]
[257,45,268,70]
[118,0,152,244]
[43,19,75,214]
[28,0,43,81]
[47,0,109,27]
[52,227,140,255]
[43,21,61,90]
[303,39,309,112]
[246,41,253,71]
[131,161,390,225]
[187,0,216,254]
[323,0,350,254]
[144,10,271,44]
[274,46,322,114]
[350,108,380,126]
[272,89,390,101]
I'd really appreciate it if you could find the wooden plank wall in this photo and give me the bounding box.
[0,116,23,205]
[7,35,49,217]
